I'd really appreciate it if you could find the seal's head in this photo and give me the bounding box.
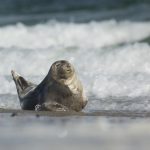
[49,60,75,82]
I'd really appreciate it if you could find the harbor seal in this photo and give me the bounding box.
[11,60,88,112]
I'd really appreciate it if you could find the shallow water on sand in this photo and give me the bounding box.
[0,114,149,150]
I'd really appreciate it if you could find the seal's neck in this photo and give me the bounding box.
[57,73,76,85]
[64,74,82,95]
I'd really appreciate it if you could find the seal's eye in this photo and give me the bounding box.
[55,63,61,68]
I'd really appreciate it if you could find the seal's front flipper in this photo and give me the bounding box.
[35,104,42,111]
[35,102,70,112]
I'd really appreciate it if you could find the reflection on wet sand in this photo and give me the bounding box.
[0,111,150,150]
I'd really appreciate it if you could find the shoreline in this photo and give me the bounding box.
[0,108,150,118]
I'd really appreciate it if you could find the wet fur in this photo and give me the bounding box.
[11,60,88,111]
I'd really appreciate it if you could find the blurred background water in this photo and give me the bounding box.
[1,0,150,149]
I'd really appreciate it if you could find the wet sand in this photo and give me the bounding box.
[0,108,150,150]
[0,108,150,118]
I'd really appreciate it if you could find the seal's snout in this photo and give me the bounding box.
[54,60,72,72]
[62,63,71,71]
[59,62,73,75]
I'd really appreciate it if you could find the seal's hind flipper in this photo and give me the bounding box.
[11,70,28,90]
[11,70,35,94]
[11,70,38,110]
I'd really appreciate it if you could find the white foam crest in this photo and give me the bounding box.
[0,20,150,49]
[84,43,150,98]
[1,43,150,99]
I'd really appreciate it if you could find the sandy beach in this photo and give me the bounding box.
[0,109,150,150]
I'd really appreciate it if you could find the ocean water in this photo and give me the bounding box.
[1,20,150,111]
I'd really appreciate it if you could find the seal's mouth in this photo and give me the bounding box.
[59,66,72,74]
